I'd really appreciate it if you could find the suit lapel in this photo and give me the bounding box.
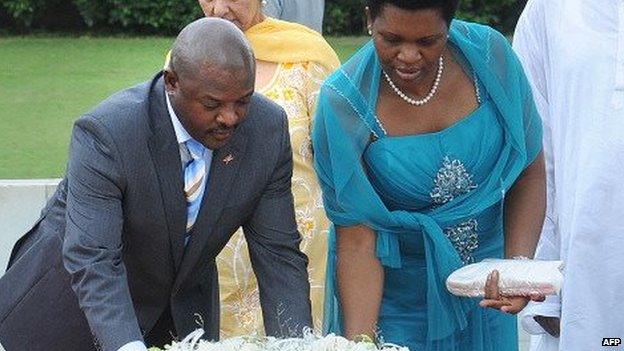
[147,76,186,271]
[173,130,247,291]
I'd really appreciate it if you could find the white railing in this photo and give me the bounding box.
[0,179,61,270]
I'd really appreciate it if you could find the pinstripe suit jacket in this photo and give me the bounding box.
[0,73,312,351]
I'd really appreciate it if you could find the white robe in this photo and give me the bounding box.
[513,0,624,350]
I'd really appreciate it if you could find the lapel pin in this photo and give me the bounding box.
[222,153,235,165]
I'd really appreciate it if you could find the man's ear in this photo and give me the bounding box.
[163,68,178,95]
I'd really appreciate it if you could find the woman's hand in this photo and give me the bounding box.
[479,270,545,314]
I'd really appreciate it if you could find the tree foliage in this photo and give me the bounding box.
[1,0,526,35]
[323,0,527,35]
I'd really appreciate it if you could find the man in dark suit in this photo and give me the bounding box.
[0,18,311,351]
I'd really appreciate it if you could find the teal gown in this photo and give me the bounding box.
[312,20,543,351]
[366,82,518,350]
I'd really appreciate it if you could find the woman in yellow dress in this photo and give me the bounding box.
[196,0,340,337]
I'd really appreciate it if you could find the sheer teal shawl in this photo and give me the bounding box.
[312,21,543,341]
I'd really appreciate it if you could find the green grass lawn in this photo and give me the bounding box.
[0,36,368,179]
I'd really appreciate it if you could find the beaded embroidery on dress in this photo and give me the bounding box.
[429,156,479,265]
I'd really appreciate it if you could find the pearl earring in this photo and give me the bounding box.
[367,27,373,35]
[261,0,267,6]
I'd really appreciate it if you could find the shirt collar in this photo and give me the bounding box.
[165,92,192,145]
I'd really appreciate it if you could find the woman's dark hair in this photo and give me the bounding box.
[367,0,459,25]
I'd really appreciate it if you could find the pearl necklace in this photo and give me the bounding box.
[383,55,444,106]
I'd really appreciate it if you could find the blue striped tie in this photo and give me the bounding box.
[184,139,206,236]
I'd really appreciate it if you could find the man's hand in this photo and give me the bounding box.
[479,270,546,315]
[534,315,560,337]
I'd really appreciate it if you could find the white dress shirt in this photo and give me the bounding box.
[514,0,624,350]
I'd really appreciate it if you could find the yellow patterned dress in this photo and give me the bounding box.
[217,61,331,337]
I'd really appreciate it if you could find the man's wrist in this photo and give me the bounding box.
[117,340,147,351]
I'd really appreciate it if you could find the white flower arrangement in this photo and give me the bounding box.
[148,329,410,351]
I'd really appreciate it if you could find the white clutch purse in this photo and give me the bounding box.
[446,259,564,298]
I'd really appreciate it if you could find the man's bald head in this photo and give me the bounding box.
[164,18,257,150]
[170,17,255,84]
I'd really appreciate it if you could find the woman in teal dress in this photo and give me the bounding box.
[311,1,546,350]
